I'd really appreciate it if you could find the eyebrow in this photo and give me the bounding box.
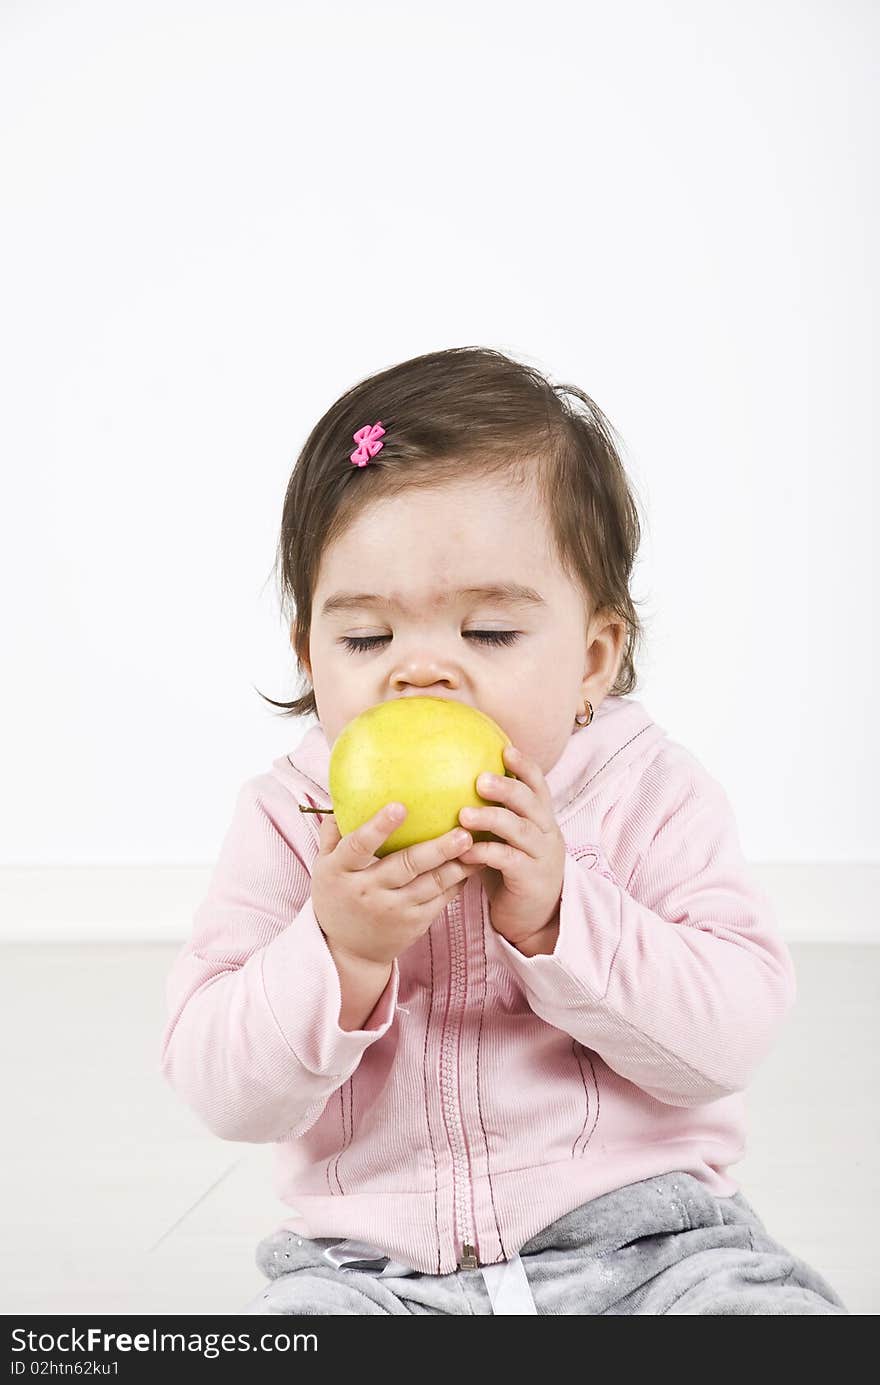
[320,583,547,617]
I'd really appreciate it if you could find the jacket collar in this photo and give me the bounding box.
[270,694,666,826]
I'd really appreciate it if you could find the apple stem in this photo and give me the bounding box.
[298,804,334,814]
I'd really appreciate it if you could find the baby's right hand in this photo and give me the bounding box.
[310,804,479,968]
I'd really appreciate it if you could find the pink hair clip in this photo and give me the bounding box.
[350,421,385,467]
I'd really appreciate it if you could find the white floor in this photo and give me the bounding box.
[1,942,875,1316]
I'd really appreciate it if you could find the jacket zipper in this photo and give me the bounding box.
[286,754,480,1261]
[441,888,478,1270]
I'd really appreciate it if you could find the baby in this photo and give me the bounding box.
[161,346,848,1315]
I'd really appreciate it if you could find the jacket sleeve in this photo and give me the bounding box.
[494,745,797,1107]
[160,774,400,1143]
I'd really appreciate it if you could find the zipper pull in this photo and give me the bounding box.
[459,1243,478,1269]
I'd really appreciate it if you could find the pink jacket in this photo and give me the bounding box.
[160,694,797,1275]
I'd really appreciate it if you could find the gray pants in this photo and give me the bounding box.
[243,1171,848,1315]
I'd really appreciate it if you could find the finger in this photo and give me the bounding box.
[501,745,553,807]
[399,858,481,908]
[475,769,535,817]
[475,763,555,833]
[316,810,341,854]
[338,802,410,871]
[459,805,542,858]
[455,840,518,873]
[380,823,474,888]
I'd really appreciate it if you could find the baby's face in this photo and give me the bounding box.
[302,475,624,776]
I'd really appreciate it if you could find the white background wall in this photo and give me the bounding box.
[1,3,876,920]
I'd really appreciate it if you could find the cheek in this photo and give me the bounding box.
[495,708,569,777]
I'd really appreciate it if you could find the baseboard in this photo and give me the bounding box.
[0,864,877,944]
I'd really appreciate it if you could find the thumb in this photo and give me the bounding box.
[317,810,341,854]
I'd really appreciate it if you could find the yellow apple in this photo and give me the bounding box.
[328,696,516,857]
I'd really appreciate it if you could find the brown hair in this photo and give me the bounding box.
[256,346,649,719]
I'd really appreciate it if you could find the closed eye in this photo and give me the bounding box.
[339,631,520,654]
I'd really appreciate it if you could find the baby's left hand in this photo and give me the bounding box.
[457,745,566,952]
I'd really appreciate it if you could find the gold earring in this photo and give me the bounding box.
[574,699,593,728]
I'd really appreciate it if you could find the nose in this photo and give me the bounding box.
[393,679,458,699]
[391,657,460,699]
